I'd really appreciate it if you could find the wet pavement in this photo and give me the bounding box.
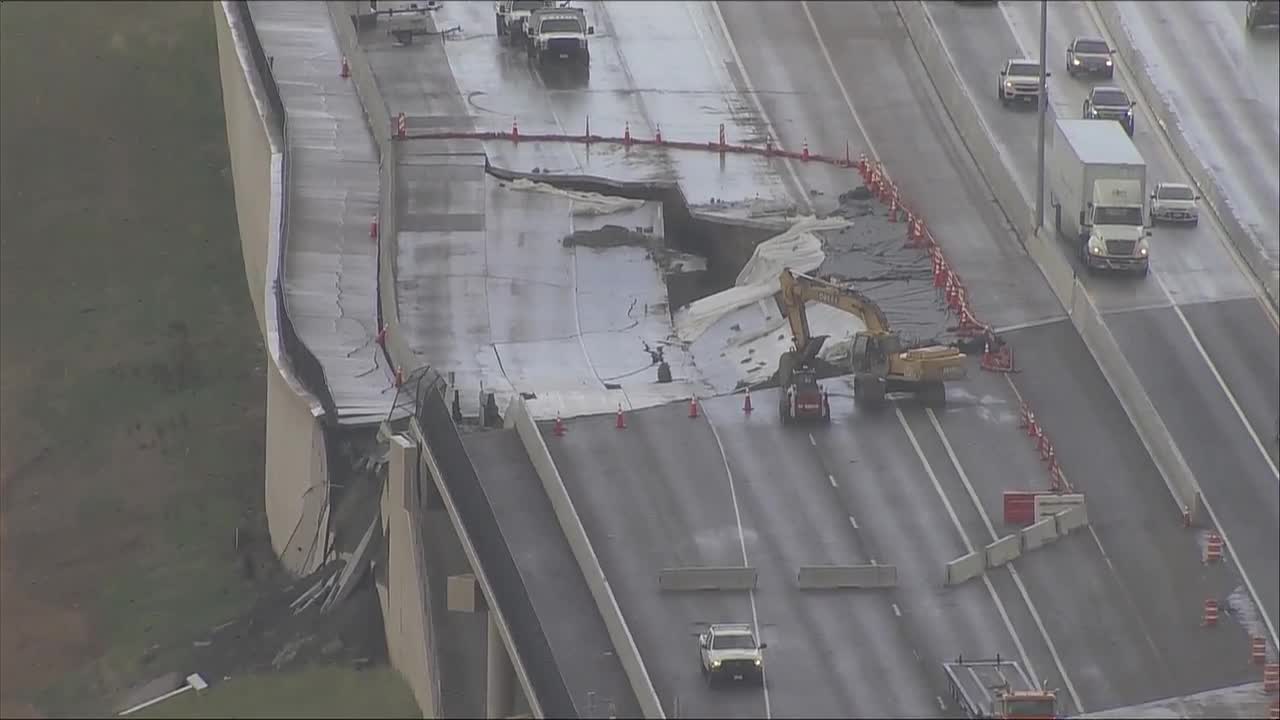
[926,0,1279,655]
[251,0,401,424]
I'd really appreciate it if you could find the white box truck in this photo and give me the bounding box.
[1048,118,1151,276]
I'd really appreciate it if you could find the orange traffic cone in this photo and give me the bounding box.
[553,413,566,437]
[743,387,753,413]
[689,396,699,419]
[615,404,627,429]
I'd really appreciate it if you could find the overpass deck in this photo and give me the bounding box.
[250,0,402,425]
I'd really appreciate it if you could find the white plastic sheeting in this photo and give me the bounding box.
[674,215,849,344]
[674,215,865,393]
[503,178,648,216]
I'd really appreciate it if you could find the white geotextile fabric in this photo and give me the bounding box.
[505,178,647,216]
[674,215,850,344]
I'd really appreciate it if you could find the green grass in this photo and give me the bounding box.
[0,2,413,716]
[131,665,421,719]
[0,1,270,710]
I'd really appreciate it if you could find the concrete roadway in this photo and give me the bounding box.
[1105,0,1279,273]
[464,428,640,717]
[712,0,1264,710]
[430,0,791,204]
[926,0,1280,648]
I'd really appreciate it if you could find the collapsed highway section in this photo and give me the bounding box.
[230,1,1280,717]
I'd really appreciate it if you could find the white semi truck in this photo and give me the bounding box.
[1048,118,1151,276]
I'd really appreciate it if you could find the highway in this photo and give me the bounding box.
[1104,0,1278,274]
[324,0,1279,715]
[923,0,1280,643]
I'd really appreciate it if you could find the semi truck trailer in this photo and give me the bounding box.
[1048,118,1151,276]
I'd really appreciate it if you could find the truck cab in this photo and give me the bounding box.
[495,0,559,41]
[525,7,593,66]
[1082,180,1149,275]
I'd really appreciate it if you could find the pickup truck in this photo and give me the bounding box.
[495,0,559,41]
[1082,85,1136,137]
[525,7,593,67]
[997,59,1049,107]
[1065,36,1114,79]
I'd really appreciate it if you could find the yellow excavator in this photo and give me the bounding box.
[777,268,968,413]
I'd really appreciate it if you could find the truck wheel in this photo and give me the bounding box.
[920,382,946,408]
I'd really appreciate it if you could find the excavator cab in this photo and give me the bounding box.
[851,333,890,408]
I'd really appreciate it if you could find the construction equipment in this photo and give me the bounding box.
[777,268,967,411]
[944,656,1061,719]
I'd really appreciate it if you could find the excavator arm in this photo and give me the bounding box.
[778,268,891,347]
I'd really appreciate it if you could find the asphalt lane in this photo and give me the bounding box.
[926,0,1280,639]
[932,0,1258,309]
[713,0,1064,332]
[1004,319,1264,700]
[1106,305,1280,629]
[464,428,640,717]
[1107,0,1279,270]
[542,403,764,719]
[701,393,941,718]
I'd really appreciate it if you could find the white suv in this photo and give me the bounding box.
[698,623,766,687]
[1149,182,1199,225]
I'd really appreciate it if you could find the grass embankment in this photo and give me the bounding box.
[0,3,416,717]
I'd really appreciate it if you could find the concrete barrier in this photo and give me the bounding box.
[945,551,985,586]
[658,567,759,592]
[796,564,898,590]
[895,0,1206,528]
[1034,493,1085,523]
[505,398,665,719]
[1055,503,1090,536]
[1092,1,1279,311]
[984,534,1022,569]
[1021,515,1060,553]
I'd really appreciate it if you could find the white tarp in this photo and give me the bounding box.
[674,215,849,344]
[504,178,647,216]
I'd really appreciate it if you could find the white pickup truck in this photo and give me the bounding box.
[1049,118,1152,276]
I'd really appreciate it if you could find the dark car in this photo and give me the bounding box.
[1066,36,1114,78]
[1083,86,1136,136]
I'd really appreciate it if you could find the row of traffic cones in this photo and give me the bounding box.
[1017,403,1071,493]
[551,389,760,438]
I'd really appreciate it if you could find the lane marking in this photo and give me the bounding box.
[975,0,1280,649]
[1082,0,1280,330]
[925,409,1085,714]
[799,2,881,162]
[1147,270,1279,480]
[709,1,818,215]
[1000,374,1192,708]
[702,406,772,718]
[809,433,817,447]
[893,406,1040,690]
[849,515,859,530]
[892,603,902,617]
[937,695,947,711]
[995,0,1278,471]
[828,473,838,488]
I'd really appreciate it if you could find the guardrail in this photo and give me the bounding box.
[506,397,665,719]
[894,0,1205,528]
[412,373,575,718]
[233,1,339,421]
